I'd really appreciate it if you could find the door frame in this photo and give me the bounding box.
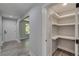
[75,7,79,56]
[42,3,78,56]
[42,3,56,56]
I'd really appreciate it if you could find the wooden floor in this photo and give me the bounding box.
[52,48,75,56]
[0,39,30,56]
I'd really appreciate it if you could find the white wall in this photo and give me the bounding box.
[0,16,2,54]
[0,16,2,46]
[16,19,21,40]
[28,5,42,56]
[57,39,75,53]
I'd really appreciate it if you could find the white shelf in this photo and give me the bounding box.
[50,12,76,19]
[52,23,75,26]
[60,13,75,18]
[58,36,75,40]
[52,35,75,40]
[52,36,58,40]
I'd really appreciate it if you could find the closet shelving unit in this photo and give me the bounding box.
[51,13,75,40]
[49,5,75,54]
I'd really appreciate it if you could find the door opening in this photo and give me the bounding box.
[43,3,76,56]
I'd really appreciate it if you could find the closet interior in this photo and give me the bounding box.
[48,3,76,56]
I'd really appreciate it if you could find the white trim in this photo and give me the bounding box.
[42,3,55,56]
[52,23,75,26]
[75,8,79,56]
[42,7,47,56]
[42,3,51,56]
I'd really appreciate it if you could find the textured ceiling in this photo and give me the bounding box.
[48,3,75,16]
[0,3,37,19]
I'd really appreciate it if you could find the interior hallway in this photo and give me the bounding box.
[0,3,44,56]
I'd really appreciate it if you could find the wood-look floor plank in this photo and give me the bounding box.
[52,48,75,56]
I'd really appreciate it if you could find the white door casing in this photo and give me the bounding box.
[75,7,79,56]
[42,4,53,56]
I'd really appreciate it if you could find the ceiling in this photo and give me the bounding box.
[0,3,37,19]
[48,3,75,16]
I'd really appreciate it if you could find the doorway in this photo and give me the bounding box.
[19,16,30,56]
[1,16,21,56]
[2,17,17,42]
[42,3,79,56]
[75,4,79,56]
[1,16,31,56]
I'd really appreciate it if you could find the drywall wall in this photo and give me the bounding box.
[57,38,75,53]
[52,40,57,53]
[28,5,42,56]
[58,26,75,37]
[0,16,2,46]
[0,16,2,55]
